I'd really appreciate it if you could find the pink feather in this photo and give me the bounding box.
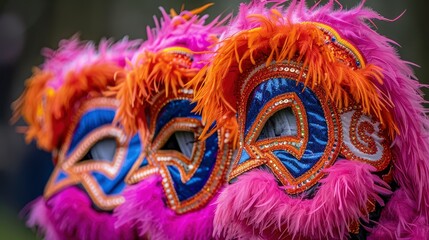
[114,175,217,240]
[41,35,140,90]
[369,188,429,239]
[132,7,228,70]
[214,160,391,239]
[23,197,62,240]
[23,187,136,240]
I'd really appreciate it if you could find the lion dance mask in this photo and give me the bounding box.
[13,37,142,239]
[111,5,235,240]
[191,1,429,239]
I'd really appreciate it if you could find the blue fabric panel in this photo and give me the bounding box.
[244,78,329,178]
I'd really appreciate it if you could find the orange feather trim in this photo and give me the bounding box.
[12,63,121,151]
[114,50,199,141]
[191,15,397,144]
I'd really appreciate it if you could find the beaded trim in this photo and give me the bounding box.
[126,89,233,214]
[304,22,365,69]
[160,46,194,69]
[125,152,158,184]
[44,97,141,210]
[231,62,341,194]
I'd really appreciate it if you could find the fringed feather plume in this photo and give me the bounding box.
[113,5,228,140]
[24,197,62,240]
[12,36,140,151]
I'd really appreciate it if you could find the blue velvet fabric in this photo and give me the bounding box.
[65,108,143,196]
[53,171,69,183]
[168,133,218,201]
[68,109,115,156]
[242,77,329,179]
[154,100,200,137]
[154,99,219,202]
[92,134,142,195]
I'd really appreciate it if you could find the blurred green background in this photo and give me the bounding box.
[0,0,427,239]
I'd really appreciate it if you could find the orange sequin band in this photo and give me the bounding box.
[161,46,194,69]
[304,22,366,69]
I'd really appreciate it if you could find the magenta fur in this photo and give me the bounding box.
[369,188,429,239]
[24,187,135,240]
[214,160,391,239]
[24,197,62,240]
[131,7,228,70]
[114,175,217,240]
[40,36,140,90]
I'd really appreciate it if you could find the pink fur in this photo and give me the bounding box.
[24,197,62,240]
[131,7,228,70]
[369,188,429,239]
[41,36,140,89]
[114,175,217,240]
[24,187,135,240]
[214,160,391,239]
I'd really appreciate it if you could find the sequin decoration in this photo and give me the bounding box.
[305,22,366,69]
[231,62,341,194]
[339,105,392,171]
[44,97,149,210]
[126,89,233,214]
[160,46,194,69]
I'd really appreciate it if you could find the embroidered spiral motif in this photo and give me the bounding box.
[340,107,392,171]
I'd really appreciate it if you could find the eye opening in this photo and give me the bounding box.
[257,107,298,141]
[78,137,118,163]
[160,131,196,159]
